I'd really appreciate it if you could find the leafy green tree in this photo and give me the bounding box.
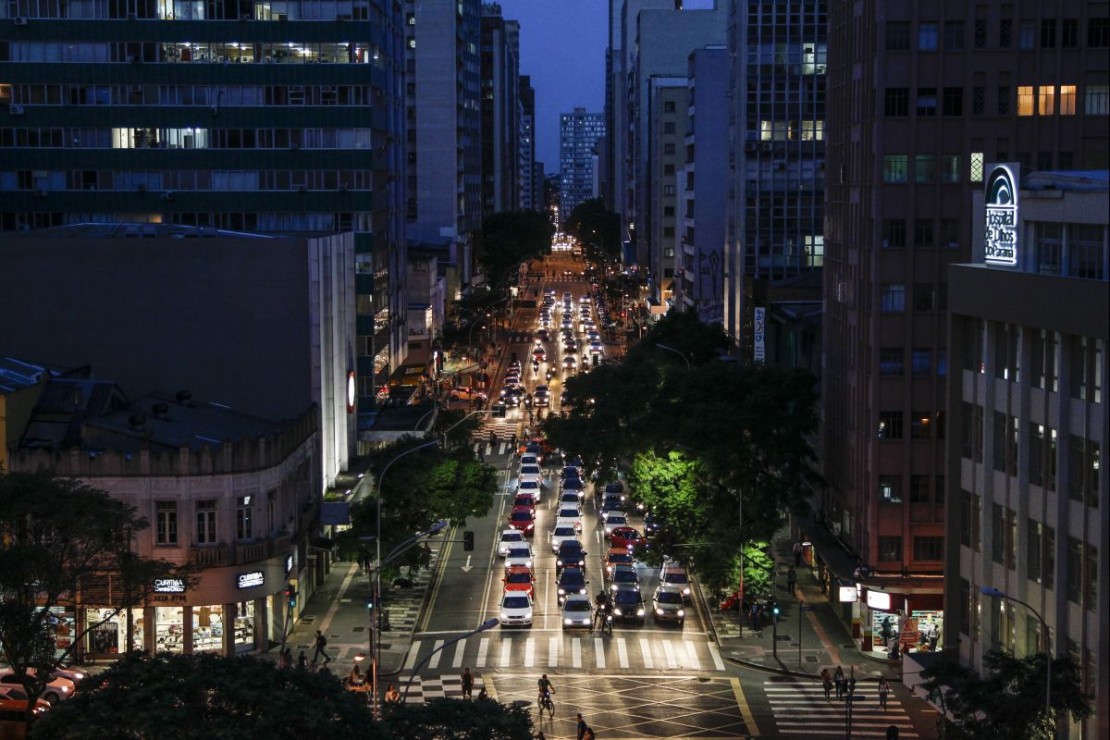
[0,471,195,715]
[380,697,534,740]
[564,198,621,262]
[29,652,379,740]
[478,210,554,290]
[920,649,1093,739]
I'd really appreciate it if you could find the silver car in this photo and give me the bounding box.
[498,528,524,557]
[652,586,687,627]
[561,593,595,630]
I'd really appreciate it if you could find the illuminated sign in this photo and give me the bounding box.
[236,571,265,589]
[346,370,356,414]
[838,586,857,603]
[753,307,766,364]
[285,555,294,574]
[984,163,1019,266]
[866,590,892,610]
[153,578,186,593]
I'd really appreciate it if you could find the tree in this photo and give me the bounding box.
[564,198,621,262]
[379,697,534,740]
[0,471,194,716]
[921,649,1093,739]
[28,652,380,740]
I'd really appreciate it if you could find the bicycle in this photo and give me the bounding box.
[537,690,555,718]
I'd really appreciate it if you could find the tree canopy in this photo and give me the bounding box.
[564,198,621,263]
[478,210,553,290]
[379,697,533,740]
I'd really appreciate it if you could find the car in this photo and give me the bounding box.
[507,506,536,536]
[0,670,74,705]
[498,528,525,557]
[643,513,661,536]
[532,347,547,362]
[501,387,523,406]
[516,479,542,502]
[589,342,604,355]
[499,593,534,627]
[503,565,536,599]
[660,560,692,601]
[512,493,537,511]
[561,593,594,629]
[557,491,583,510]
[449,387,488,403]
[603,513,629,535]
[518,464,544,486]
[555,539,587,572]
[533,385,550,407]
[599,495,625,518]
[560,466,582,482]
[652,586,687,626]
[561,478,585,498]
[549,524,579,553]
[608,563,640,591]
[504,544,534,571]
[0,692,52,717]
[556,566,589,605]
[50,666,86,685]
[610,584,646,623]
[519,452,540,468]
[610,526,646,552]
[604,547,636,578]
[563,355,578,370]
[603,481,624,495]
[555,506,583,533]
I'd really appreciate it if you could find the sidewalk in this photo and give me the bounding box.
[702,529,901,685]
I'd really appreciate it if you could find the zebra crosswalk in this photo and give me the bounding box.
[402,633,727,673]
[764,679,919,738]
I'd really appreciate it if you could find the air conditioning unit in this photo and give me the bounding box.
[14,16,28,25]
[762,142,773,152]
[10,104,25,115]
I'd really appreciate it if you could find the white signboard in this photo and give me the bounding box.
[236,571,265,590]
[984,163,1019,266]
[153,578,185,594]
[753,307,766,364]
[866,590,892,610]
[838,586,857,603]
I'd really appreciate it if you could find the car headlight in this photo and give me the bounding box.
[656,608,665,615]
[613,607,623,616]
[556,559,564,566]
[636,608,645,616]
[558,587,566,595]
[564,618,573,625]
[677,609,685,617]
[501,613,509,621]
[682,587,690,595]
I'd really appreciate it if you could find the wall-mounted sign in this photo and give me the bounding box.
[236,571,265,590]
[285,555,294,575]
[753,307,766,364]
[866,590,892,610]
[346,370,356,414]
[984,163,1020,266]
[838,586,857,603]
[153,578,186,594]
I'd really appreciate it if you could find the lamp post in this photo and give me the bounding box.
[655,342,691,370]
[371,440,438,717]
[980,585,1052,724]
[402,618,500,703]
[438,409,493,449]
[466,318,486,362]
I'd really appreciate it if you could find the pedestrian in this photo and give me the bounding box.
[510,432,518,450]
[879,615,893,646]
[461,667,474,700]
[297,650,308,671]
[576,713,588,740]
[311,629,330,665]
[878,676,891,710]
[821,668,833,700]
[833,665,845,699]
[385,684,401,703]
[280,647,292,669]
[793,541,803,566]
[358,544,370,575]
[787,566,797,595]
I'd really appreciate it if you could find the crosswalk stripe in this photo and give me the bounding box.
[572,638,582,668]
[499,638,512,667]
[707,642,725,671]
[524,637,535,668]
[765,680,919,739]
[684,640,701,671]
[428,639,444,670]
[593,637,605,669]
[404,640,421,670]
[663,639,678,669]
[617,637,629,668]
[451,638,466,669]
[476,637,489,668]
[639,637,654,669]
[548,636,560,667]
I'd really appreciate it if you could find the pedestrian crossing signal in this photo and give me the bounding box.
[771,601,780,616]
[463,531,475,551]
[283,584,297,607]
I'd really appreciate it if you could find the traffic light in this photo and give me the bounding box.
[771,601,780,617]
[463,531,475,551]
[283,584,297,608]
[365,594,375,610]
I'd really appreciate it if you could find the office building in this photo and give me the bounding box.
[480,4,520,217]
[519,75,537,211]
[646,81,685,308]
[945,167,1107,738]
[559,107,606,222]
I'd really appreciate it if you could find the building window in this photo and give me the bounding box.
[1019,21,1036,49]
[1038,85,1056,115]
[938,155,960,183]
[880,283,906,311]
[879,476,903,503]
[994,322,1020,382]
[884,87,909,116]
[942,87,963,115]
[1068,224,1105,279]
[962,402,984,462]
[882,155,908,182]
[1084,85,1109,115]
[156,501,178,546]
[1040,18,1056,47]
[997,18,1011,48]
[886,22,911,50]
[882,219,907,248]
[991,503,1005,564]
[913,219,934,246]
[918,23,939,50]
[910,475,931,502]
[1090,18,1110,47]
[196,500,217,544]
[1028,422,1058,491]
[916,87,938,116]
[972,86,985,114]
[1058,85,1076,115]
[1062,19,1078,47]
[664,101,676,113]
[913,284,934,312]
[1084,544,1098,610]
[1017,86,1034,116]
[1031,328,1060,391]
[958,578,972,635]
[944,21,964,50]
[878,411,903,439]
[1070,336,1104,403]
[914,155,936,183]
[970,152,984,181]
[912,348,931,375]
[960,490,982,550]
[663,121,675,134]
[1065,538,1096,609]
[935,474,945,503]
[1068,436,1100,508]
[878,536,902,561]
[913,537,944,561]
[663,164,675,175]
[236,495,253,540]
[663,184,675,196]
[1035,222,1063,275]
[663,142,675,154]
[879,348,904,375]
[993,412,1019,475]
[997,86,1011,114]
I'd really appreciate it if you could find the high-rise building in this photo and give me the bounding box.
[946,167,1107,739]
[480,4,520,217]
[559,108,606,222]
[820,0,1109,670]
[519,75,537,211]
[723,0,827,356]
[0,0,409,417]
[646,80,685,306]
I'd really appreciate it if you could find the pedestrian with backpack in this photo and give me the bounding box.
[312,629,330,665]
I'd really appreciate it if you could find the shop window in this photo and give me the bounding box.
[878,411,903,439]
[879,347,904,375]
[196,500,217,544]
[156,501,178,546]
[913,536,943,561]
[878,536,902,561]
[879,476,902,503]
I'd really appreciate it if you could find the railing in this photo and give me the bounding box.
[190,531,295,567]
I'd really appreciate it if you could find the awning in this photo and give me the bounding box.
[796,512,861,583]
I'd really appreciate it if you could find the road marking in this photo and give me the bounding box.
[403,640,420,670]
[732,677,760,737]
[499,638,512,667]
[662,639,677,669]
[548,636,560,667]
[572,638,582,668]
[428,639,444,670]
[707,642,726,671]
[639,637,654,669]
[524,637,535,667]
[684,639,701,671]
[476,637,489,668]
[594,637,605,669]
[617,637,629,668]
[451,638,466,669]
[461,555,473,572]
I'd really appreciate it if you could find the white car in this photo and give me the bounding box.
[549,524,579,553]
[516,479,542,502]
[520,453,540,468]
[504,544,534,571]
[557,491,582,510]
[562,593,594,629]
[0,669,74,704]
[518,464,544,486]
[499,593,534,627]
[555,507,584,533]
[603,513,629,535]
[498,528,525,557]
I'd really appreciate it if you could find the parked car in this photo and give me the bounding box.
[0,670,74,705]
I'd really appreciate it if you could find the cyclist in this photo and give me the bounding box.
[536,674,555,716]
[594,590,611,634]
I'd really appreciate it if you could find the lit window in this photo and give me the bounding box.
[919,23,939,50]
[970,152,984,182]
[1017,86,1034,116]
[1085,85,1109,115]
[1059,85,1076,115]
[882,155,908,183]
[1038,85,1056,115]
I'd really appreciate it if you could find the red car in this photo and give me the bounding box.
[609,526,647,552]
[503,565,536,599]
[507,506,536,535]
[512,493,537,511]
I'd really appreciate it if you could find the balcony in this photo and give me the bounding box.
[190,532,294,567]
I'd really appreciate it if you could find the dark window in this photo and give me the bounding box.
[917,87,938,116]
[664,101,676,113]
[919,23,939,50]
[880,283,906,311]
[997,86,1011,114]
[885,87,909,116]
[1068,436,1100,507]
[991,503,1005,564]
[913,284,934,312]
[1041,18,1056,47]
[1090,18,1110,47]
[914,537,944,561]
[156,501,178,546]
[998,18,1011,47]
[879,476,902,504]
[1062,19,1078,47]
[972,86,985,114]
[1028,422,1058,491]
[910,476,931,502]
[663,122,675,134]
[882,219,906,247]
[1019,21,1036,49]
[944,21,964,50]
[886,22,911,50]
[960,490,981,551]
[879,348,904,375]
[943,87,963,115]
[912,348,932,375]
[914,219,934,246]
[878,536,902,562]
[878,411,903,439]
[962,402,984,462]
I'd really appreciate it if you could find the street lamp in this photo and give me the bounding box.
[438,409,493,449]
[402,618,500,702]
[466,318,487,361]
[655,342,691,370]
[980,585,1052,722]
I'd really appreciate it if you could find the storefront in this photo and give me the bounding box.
[862,588,944,658]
